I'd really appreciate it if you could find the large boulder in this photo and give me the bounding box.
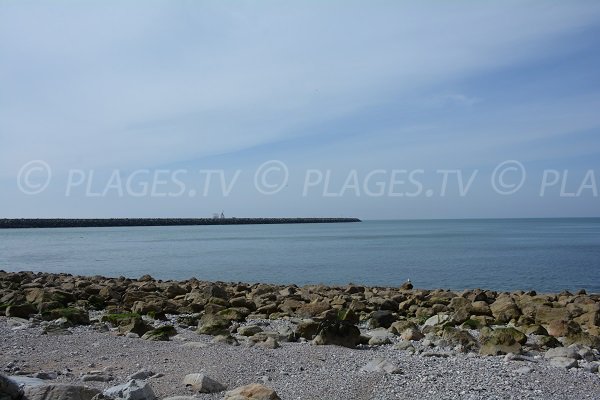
[479,327,527,356]
[23,384,100,400]
[5,304,36,319]
[313,321,361,348]
[223,384,280,400]
[0,374,22,400]
[367,310,395,329]
[490,296,521,323]
[535,306,570,325]
[141,325,177,341]
[103,380,156,400]
[182,373,226,393]
[197,314,231,335]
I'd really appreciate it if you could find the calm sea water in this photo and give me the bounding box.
[1,219,599,293]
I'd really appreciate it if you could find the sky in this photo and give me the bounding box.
[1,1,600,219]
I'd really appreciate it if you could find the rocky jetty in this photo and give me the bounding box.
[0,218,361,229]
[1,270,599,399]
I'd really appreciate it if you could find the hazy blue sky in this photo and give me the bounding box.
[1,1,600,219]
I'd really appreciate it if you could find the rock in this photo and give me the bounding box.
[141,326,177,341]
[312,321,361,348]
[393,341,415,352]
[442,327,479,352]
[547,320,581,337]
[545,347,580,360]
[400,281,413,290]
[337,309,359,324]
[534,305,570,325]
[211,334,239,346]
[81,372,113,382]
[367,329,394,345]
[294,320,320,340]
[490,296,521,323]
[104,380,156,400]
[400,327,424,341]
[197,314,231,335]
[423,314,449,327]
[182,373,226,393]
[0,374,22,400]
[127,370,154,381]
[388,321,417,335]
[118,317,152,337]
[223,383,280,400]
[218,307,251,322]
[367,310,395,329]
[550,357,579,369]
[360,358,402,374]
[23,384,101,400]
[256,337,280,349]
[237,325,263,336]
[295,302,330,318]
[5,304,36,319]
[479,327,526,356]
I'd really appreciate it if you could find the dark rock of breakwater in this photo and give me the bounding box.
[0,217,361,229]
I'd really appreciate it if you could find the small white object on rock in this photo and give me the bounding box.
[103,379,157,400]
[182,373,226,393]
[360,358,402,374]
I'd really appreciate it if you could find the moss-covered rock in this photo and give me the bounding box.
[479,327,526,356]
[141,325,177,341]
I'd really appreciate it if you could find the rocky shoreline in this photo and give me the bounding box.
[1,270,599,399]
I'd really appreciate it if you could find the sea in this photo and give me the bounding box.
[1,218,599,293]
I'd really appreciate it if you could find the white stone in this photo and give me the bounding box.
[423,314,449,327]
[104,379,157,400]
[360,358,402,374]
[549,357,578,369]
[182,373,226,393]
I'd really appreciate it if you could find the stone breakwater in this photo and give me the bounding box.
[0,218,361,229]
[1,270,600,399]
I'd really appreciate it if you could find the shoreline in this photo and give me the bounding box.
[1,270,599,399]
[0,218,361,229]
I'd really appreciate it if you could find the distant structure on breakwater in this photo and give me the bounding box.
[0,218,362,229]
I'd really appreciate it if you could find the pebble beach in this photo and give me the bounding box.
[1,270,600,400]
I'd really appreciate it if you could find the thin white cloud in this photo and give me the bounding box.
[1,1,600,178]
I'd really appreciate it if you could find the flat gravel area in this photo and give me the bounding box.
[1,319,599,400]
